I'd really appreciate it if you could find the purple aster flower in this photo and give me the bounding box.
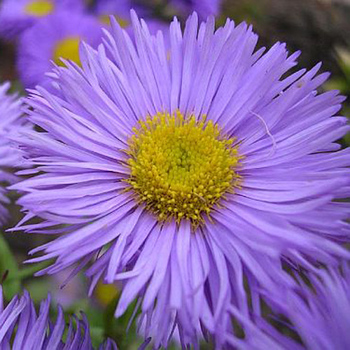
[256,264,350,350]
[226,304,302,350]
[11,12,350,348]
[0,286,118,349]
[0,82,28,226]
[16,11,103,88]
[292,266,350,349]
[0,0,85,39]
[170,0,221,19]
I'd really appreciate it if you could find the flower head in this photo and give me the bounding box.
[0,82,28,226]
[0,286,117,349]
[17,11,103,88]
[12,12,350,348]
[0,0,85,39]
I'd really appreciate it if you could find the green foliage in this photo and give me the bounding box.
[0,233,21,298]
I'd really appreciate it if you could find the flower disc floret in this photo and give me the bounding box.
[126,111,240,224]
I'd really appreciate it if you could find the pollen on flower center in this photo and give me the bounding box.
[53,36,81,67]
[126,111,241,224]
[25,0,54,17]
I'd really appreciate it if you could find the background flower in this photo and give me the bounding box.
[92,0,169,44]
[170,0,222,19]
[9,10,350,350]
[257,264,350,350]
[0,285,117,349]
[0,0,85,40]
[16,11,103,88]
[0,82,28,226]
[93,0,142,26]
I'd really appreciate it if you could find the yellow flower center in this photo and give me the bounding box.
[126,111,241,225]
[25,0,54,17]
[53,37,81,67]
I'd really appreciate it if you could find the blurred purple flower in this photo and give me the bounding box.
[0,0,86,39]
[260,265,350,350]
[11,11,350,348]
[226,303,302,350]
[291,267,350,349]
[0,286,118,349]
[171,0,222,19]
[93,0,136,24]
[51,269,86,309]
[0,82,28,226]
[17,11,103,88]
[92,0,168,43]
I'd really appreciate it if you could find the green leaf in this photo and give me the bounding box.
[0,233,21,298]
[13,261,51,281]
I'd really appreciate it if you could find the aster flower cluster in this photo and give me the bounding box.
[5,9,349,349]
[0,286,117,349]
[0,0,219,88]
[0,0,102,88]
